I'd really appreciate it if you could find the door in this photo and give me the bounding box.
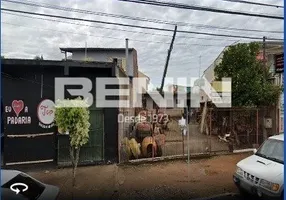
[57,108,104,166]
[79,108,104,163]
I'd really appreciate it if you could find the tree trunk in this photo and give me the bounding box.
[69,146,81,200]
[69,146,75,200]
[72,147,80,187]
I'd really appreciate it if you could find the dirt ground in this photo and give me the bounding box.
[28,153,251,200]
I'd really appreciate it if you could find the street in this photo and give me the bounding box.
[26,153,252,200]
[192,193,260,200]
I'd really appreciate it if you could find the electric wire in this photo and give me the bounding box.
[1,8,283,41]
[118,0,283,20]
[2,0,283,34]
[2,12,240,42]
[2,22,233,47]
[222,0,283,8]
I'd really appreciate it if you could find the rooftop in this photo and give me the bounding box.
[138,71,150,80]
[203,40,284,74]
[60,47,135,53]
[1,58,116,68]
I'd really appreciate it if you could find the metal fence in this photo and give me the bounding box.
[208,108,260,153]
[118,108,211,163]
[118,106,278,163]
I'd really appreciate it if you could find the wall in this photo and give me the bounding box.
[2,64,60,165]
[72,50,137,77]
[2,61,119,166]
[144,94,180,109]
[201,49,225,102]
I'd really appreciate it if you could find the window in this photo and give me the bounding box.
[256,139,284,164]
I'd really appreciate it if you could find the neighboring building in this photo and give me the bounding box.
[138,71,150,91]
[144,92,180,109]
[60,47,146,162]
[143,85,192,110]
[202,41,284,103]
[60,47,139,78]
[202,41,284,133]
[2,58,120,167]
[165,84,192,93]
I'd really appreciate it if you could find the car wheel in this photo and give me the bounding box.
[238,188,249,198]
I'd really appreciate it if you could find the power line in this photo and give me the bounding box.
[2,22,232,47]
[2,12,239,42]
[222,0,284,8]
[1,8,283,41]
[118,0,284,20]
[2,0,283,34]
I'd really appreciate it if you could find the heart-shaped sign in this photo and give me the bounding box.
[12,100,24,117]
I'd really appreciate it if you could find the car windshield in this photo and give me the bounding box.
[256,138,284,164]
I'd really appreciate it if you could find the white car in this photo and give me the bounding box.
[233,134,284,200]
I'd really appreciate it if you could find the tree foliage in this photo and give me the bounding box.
[34,55,44,60]
[214,42,282,107]
[54,97,90,187]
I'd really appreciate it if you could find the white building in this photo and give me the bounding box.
[202,41,284,133]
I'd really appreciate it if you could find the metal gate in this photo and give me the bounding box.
[57,108,104,166]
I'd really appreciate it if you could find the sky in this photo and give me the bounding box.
[1,0,284,89]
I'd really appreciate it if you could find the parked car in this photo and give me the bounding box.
[1,169,59,200]
[233,133,284,200]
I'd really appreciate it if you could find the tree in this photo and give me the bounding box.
[215,42,281,107]
[1,56,5,59]
[34,55,44,60]
[54,97,90,188]
[214,42,282,141]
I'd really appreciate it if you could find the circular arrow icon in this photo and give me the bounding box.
[10,183,28,195]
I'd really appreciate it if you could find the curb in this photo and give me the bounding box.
[118,153,212,166]
[119,149,253,166]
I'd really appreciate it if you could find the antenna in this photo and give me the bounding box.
[85,41,87,60]
[199,55,202,78]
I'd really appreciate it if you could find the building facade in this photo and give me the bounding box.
[2,59,120,167]
[202,41,284,133]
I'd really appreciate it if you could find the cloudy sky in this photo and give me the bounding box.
[1,0,284,89]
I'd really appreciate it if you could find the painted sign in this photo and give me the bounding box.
[275,53,284,73]
[5,100,31,125]
[37,99,55,129]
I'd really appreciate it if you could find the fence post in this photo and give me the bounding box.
[209,109,212,153]
[256,109,259,146]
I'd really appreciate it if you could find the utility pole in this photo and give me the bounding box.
[85,41,87,60]
[159,25,177,93]
[263,36,266,70]
[156,25,177,114]
[199,55,202,78]
[262,36,268,141]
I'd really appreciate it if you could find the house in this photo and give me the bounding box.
[60,47,139,78]
[59,47,146,162]
[138,71,150,91]
[143,84,193,117]
[2,58,120,167]
[201,41,284,134]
